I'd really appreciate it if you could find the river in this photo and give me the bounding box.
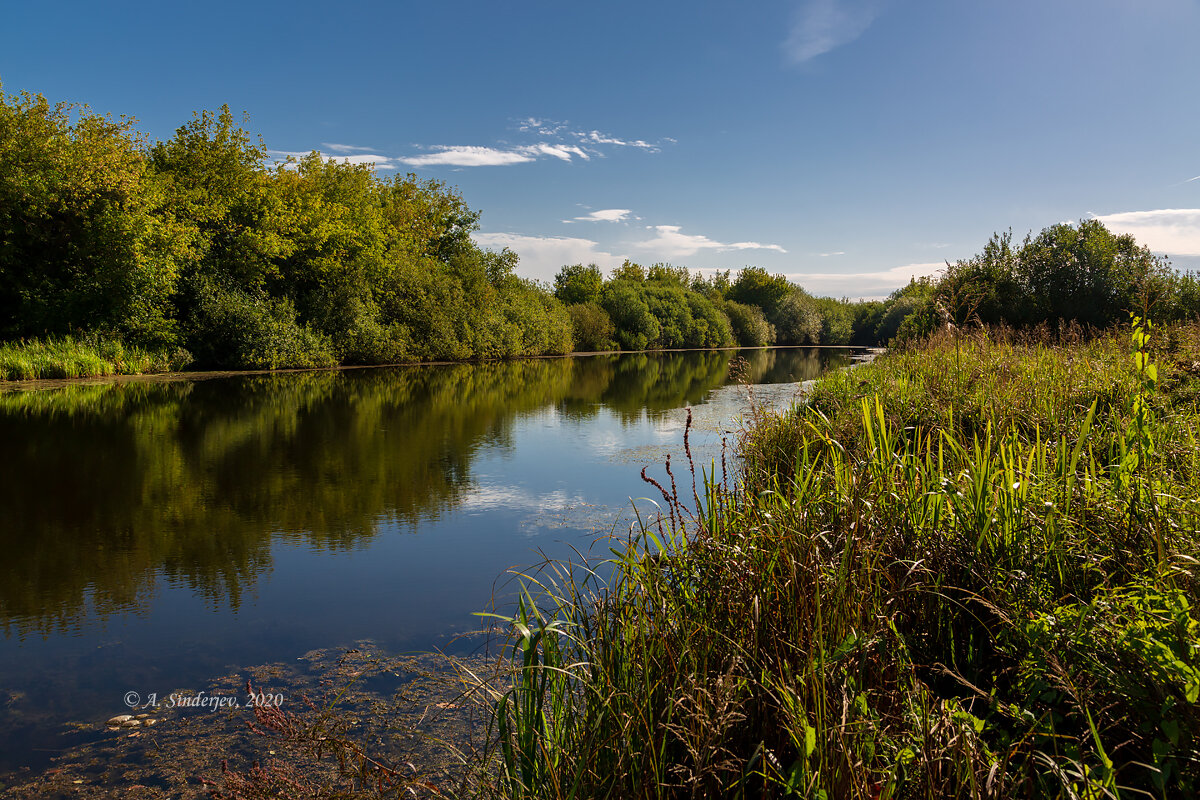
[0,347,860,787]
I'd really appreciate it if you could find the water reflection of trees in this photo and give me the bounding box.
[0,348,853,635]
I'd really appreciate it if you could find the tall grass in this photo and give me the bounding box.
[477,322,1200,799]
[0,335,190,380]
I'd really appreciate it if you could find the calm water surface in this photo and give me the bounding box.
[0,347,858,773]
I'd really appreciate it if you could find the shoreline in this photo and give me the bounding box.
[0,344,882,393]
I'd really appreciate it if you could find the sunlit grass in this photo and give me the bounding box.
[477,322,1200,799]
[0,336,189,380]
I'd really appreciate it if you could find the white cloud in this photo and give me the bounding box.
[521,143,591,161]
[397,146,536,167]
[565,209,632,223]
[396,142,596,167]
[575,130,658,150]
[817,251,846,257]
[634,225,787,259]
[515,117,568,136]
[784,0,886,63]
[787,262,944,300]
[285,120,669,172]
[267,149,399,170]
[321,143,378,154]
[473,232,624,282]
[1091,209,1200,256]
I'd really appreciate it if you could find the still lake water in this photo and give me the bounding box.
[0,347,857,774]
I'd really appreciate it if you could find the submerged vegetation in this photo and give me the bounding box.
[481,321,1200,799]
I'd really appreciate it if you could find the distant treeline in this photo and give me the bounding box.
[884,221,1200,344]
[2,85,1198,375]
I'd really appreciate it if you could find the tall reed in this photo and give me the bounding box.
[478,322,1200,799]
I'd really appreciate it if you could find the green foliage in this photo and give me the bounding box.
[773,289,822,345]
[0,87,184,347]
[691,269,731,300]
[848,300,887,346]
[937,230,1028,326]
[566,302,616,352]
[904,220,1192,347]
[727,266,792,318]
[185,275,336,369]
[813,296,853,345]
[0,88,578,371]
[875,280,934,344]
[1019,220,1168,327]
[723,300,776,346]
[646,262,691,288]
[482,321,1200,798]
[610,259,647,283]
[552,263,603,305]
[1019,582,1200,797]
[684,292,735,348]
[601,280,660,351]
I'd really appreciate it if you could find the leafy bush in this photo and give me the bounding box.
[185,277,336,370]
[723,300,775,346]
[566,302,616,352]
[553,264,603,305]
[601,280,660,351]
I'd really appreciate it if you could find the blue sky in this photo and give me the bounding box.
[4,0,1199,298]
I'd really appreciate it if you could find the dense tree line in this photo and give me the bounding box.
[554,262,859,351]
[6,86,1196,371]
[0,89,572,369]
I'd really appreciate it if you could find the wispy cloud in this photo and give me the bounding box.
[472,232,624,282]
[321,143,379,154]
[817,251,846,257]
[634,225,787,259]
[282,119,668,171]
[576,130,658,150]
[784,0,886,64]
[564,209,633,224]
[523,142,591,162]
[1091,209,1200,256]
[788,262,944,299]
[397,145,537,167]
[268,149,400,170]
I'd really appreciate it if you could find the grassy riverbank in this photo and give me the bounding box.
[483,322,1200,799]
[0,336,190,380]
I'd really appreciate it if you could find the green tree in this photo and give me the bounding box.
[773,290,822,345]
[646,263,691,287]
[727,266,792,319]
[1018,219,1169,327]
[566,303,616,351]
[849,300,886,345]
[684,292,734,348]
[936,230,1028,327]
[875,279,934,344]
[691,269,732,300]
[601,280,659,351]
[813,297,853,345]
[723,300,775,346]
[0,87,184,346]
[553,263,604,305]
[610,259,647,283]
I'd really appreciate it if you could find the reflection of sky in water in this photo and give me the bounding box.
[0,348,861,775]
